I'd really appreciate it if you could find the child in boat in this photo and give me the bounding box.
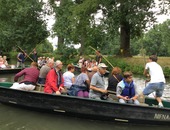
[116,71,140,105]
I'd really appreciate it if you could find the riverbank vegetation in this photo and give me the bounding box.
[1,0,170,77]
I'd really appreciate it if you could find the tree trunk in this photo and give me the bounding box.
[79,36,85,55]
[119,21,132,57]
[58,36,64,53]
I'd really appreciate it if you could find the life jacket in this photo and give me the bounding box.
[121,79,135,98]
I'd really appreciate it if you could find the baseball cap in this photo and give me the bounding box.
[98,63,107,68]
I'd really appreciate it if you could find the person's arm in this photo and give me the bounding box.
[58,75,64,91]
[116,84,129,100]
[71,77,75,84]
[99,55,102,64]
[14,69,25,82]
[143,64,150,77]
[90,85,107,93]
[143,69,149,76]
[46,71,59,92]
[90,74,107,93]
[17,53,21,61]
[131,84,138,100]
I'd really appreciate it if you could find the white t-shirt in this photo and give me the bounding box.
[145,62,165,83]
[63,71,75,89]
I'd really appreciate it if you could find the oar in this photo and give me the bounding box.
[107,90,116,94]
[16,46,34,62]
[89,46,114,68]
[24,47,36,61]
[24,40,43,61]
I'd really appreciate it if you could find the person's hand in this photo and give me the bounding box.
[123,96,130,100]
[14,79,18,82]
[101,89,108,94]
[59,86,64,91]
[56,91,61,95]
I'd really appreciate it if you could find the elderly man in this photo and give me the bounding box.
[89,63,108,100]
[38,59,54,84]
[44,60,66,95]
[10,62,39,91]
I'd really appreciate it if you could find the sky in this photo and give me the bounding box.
[45,0,169,50]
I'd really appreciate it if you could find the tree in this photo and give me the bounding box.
[0,0,49,52]
[49,0,170,57]
[142,20,170,56]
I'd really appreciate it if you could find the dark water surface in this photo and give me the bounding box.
[0,103,168,130]
[0,74,170,129]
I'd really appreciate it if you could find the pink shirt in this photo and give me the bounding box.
[14,67,39,84]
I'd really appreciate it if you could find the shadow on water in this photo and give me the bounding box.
[0,103,168,130]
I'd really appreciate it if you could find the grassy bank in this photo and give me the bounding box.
[6,51,170,78]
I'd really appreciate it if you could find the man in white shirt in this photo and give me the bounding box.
[143,55,165,107]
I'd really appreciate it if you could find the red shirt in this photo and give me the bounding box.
[44,69,64,94]
[14,67,39,84]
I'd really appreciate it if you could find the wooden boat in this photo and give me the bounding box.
[0,68,23,74]
[0,82,170,126]
[73,64,110,77]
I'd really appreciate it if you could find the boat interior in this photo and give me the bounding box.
[0,82,170,109]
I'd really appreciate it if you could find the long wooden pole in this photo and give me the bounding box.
[89,46,114,68]
[16,46,34,62]
[24,47,36,61]
[24,40,44,61]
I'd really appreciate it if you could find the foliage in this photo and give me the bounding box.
[54,45,78,65]
[134,19,170,56]
[0,0,49,52]
[36,40,53,54]
[50,0,170,57]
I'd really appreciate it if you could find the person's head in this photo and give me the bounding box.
[55,60,63,70]
[98,63,107,75]
[47,59,54,68]
[3,56,7,60]
[31,62,38,68]
[111,67,122,75]
[123,71,133,83]
[67,64,75,72]
[92,65,98,72]
[81,66,88,73]
[96,50,100,55]
[149,55,157,62]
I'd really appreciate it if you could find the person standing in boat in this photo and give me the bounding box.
[95,50,102,65]
[10,62,39,91]
[89,63,108,100]
[17,51,26,68]
[32,48,37,62]
[38,58,54,84]
[44,60,67,95]
[116,71,140,105]
[143,55,165,108]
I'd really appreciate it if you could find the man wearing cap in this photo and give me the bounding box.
[89,63,108,100]
[44,60,66,95]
